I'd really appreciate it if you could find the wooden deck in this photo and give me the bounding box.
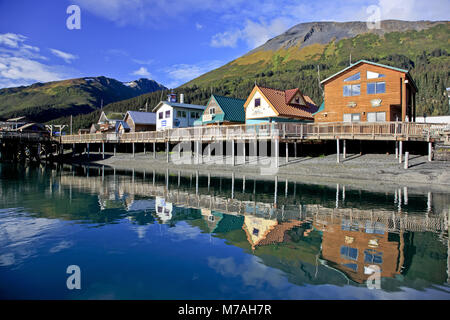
[60,122,450,144]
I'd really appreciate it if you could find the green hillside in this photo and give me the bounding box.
[0,76,166,123]
[63,23,450,131]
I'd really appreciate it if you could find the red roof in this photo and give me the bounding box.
[258,86,318,120]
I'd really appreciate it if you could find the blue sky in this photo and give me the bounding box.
[0,0,448,89]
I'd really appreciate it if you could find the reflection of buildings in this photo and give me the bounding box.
[242,216,305,250]
[155,196,173,224]
[315,218,407,284]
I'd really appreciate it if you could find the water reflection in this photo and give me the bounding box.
[0,162,449,299]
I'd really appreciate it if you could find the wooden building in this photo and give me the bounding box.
[123,111,156,132]
[314,218,407,284]
[315,60,418,123]
[197,95,246,126]
[244,85,318,124]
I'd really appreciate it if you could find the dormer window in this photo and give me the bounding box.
[209,107,215,115]
[255,98,261,107]
[295,97,300,103]
[344,72,360,82]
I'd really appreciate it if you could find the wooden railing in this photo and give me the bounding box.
[0,131,51,142]
[60,122,450,144]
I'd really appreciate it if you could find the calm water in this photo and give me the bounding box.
[0,162,449,300]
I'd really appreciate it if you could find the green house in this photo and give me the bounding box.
[196,95,246,126]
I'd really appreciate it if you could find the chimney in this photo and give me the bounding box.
[180,94,184,104]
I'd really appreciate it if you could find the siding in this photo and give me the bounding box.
[315,63,414,123]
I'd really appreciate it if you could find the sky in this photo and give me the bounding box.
[0,0,449,89]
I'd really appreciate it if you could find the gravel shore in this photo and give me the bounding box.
[65,151,450,194]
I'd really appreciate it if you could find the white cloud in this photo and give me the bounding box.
[50,48,78,64]
[376,0,450,21]
[211,30,242,48]
[0,33,27,48]
[164,60,223,87]
[195,22,203,30]
[132,58,154,65]
[132,66,151,77]
[0,33,74,88]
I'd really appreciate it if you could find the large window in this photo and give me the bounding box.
[367,82,386,94]
[367,71,385,79]
[341,246,358,261]
[367,112,386,122]
[343,113,361,123]
[364,249,383,264]
[344,72,361,82]
[343,84,360,96]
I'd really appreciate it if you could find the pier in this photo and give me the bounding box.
[58,121,450,166]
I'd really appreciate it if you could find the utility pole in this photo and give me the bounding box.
[70,115,73,135]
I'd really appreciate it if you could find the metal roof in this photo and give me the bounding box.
[153,101,205,112]
[115,120,130,131]
[126,111,156,125]
[197,95,246,124]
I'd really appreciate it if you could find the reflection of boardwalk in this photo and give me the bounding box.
[58,169,449,235]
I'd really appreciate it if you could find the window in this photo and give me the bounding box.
[367,82,386,94]
[255,98,261,107]
[367,71,385,79]
[177,110,182,117]
[253,228,259,236]
[365,222,385,235]
[343,113,361,123]
[341,246,358,261]
[182,111,186,118]
[344,72,360,82]
[165,110,170,118]
[209,107,216,115]
[191,112,199,119]
[367,112,386,122]
[364,249,383,264]
[343,84,360,96]
[342,219,359,231]
[158,112,163,120]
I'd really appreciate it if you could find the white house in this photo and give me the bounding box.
[153,94,205,131]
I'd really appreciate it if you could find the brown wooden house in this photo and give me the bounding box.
[315,60,418,123]
[313,217,407,284]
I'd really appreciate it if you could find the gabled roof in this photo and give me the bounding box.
[256,86,318,119]
[153,101,205,112]
[321,60,418,91]
[125,111,156,125]
[115,120,130,131]
[105,112,125,121]
[206,95,246,123]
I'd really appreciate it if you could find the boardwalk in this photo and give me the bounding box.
[61,122,450,144]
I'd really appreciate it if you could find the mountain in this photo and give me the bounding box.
[0,76,167,123]
[63,20,450,131]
